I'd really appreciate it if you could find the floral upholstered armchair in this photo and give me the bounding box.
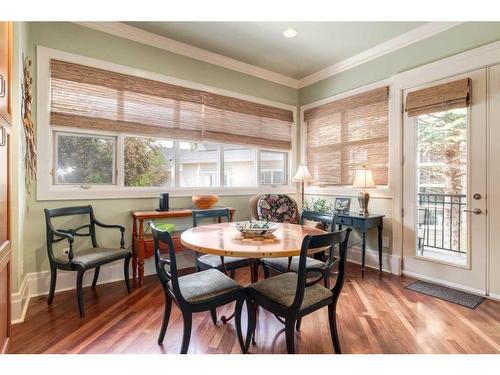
[249,194,300,224]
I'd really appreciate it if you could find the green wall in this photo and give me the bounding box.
[300,22,500,105]
[20,22,299,280]
[17,21,500,284]
[299,22,500,258]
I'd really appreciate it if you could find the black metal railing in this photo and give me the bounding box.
[417,193,467,254]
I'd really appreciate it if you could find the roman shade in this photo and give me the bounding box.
[405,78,471,117]
[304,86,389,186]
[49,59,294,150]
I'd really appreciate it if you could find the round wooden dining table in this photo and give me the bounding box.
[181,222,327,325]
[181,222,327,283]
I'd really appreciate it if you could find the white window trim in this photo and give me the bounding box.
[37,46,297,201]
[299,78,395,199]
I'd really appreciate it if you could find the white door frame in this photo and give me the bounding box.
[402,68,487,294]
[391,40,500,295]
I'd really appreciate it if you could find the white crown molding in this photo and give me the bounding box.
[298,22,464,88]
[74,22,463,91]
[74,21,301,89]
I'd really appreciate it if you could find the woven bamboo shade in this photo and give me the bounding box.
[49,59,293,150]
[405,78,471,117]
[304,87,389,186]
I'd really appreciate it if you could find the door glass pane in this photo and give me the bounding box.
[223,145,256,187]
[178,142,219,187]
[415,108,468,266]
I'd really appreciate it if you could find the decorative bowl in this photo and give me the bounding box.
[235,221,281,236]
[192,194,219,209]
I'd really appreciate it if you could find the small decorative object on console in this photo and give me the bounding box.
[235,220,281,237]
[334,197,351,213]
[157,192,169,212]
[192,194,219,209]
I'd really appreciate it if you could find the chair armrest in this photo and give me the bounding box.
[49,227,75,261]
[93,219,125,248]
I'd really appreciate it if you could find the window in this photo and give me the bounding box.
[304,87,389,186]
[223,145,256,187]
[178,142,220,187]
[52,131,288,191]
[260,151,287,185]
[39,49,295,199]
[124,137,174,187]
[54,132,116,185]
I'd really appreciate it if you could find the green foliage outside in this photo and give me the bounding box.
[417,108,467,195]
[57,135,114,184]
[124,137,172,187]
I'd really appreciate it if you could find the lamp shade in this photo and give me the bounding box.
[292,165,313,183]
[353,168,376,188]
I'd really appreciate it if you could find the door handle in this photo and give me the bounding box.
[0,74,4,98]
[0,126,5,147]
[464,208,482,215]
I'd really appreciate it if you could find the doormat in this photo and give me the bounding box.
[406,280,485,309]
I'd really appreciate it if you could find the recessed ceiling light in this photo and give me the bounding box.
[283,28,298,38]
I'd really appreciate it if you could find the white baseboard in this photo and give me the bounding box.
[346,245,401,275]
[488,292,500,301]
[11,248,399,324]
[401,270,486,297]
[11,258,158,324]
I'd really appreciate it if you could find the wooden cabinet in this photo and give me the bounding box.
[0,22,12,124]
[131,208,235,287]
[0,21,12,354]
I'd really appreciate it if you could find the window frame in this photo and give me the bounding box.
[37,46,296,201]
[45,126,293,199]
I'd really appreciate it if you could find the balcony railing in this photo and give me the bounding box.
[417,193,467,255]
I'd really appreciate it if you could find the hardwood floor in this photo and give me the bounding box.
[9,263,500,354]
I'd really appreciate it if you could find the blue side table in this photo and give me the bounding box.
[335,212,385,277]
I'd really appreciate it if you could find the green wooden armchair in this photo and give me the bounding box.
[44,206,131,317]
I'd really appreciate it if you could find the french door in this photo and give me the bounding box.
[402,68,488,294]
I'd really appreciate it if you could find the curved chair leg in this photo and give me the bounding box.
[285,319,296,354]
[295,318,302,331]
[244,296,254,352]
[210,308,218,325]
[91,266,100,288]
[124,256,131,293]
[180,312,193,354]
[328,303,341,354]
[76,269,86,318]
[234,298,246,353]
[158,294,172,345]
[262,264,270,279]
[47,266,57,305]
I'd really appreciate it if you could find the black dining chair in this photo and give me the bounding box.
[44,206,131,317]
[248,228,351,354]
[261,210,337,288]
[193,208,251,324]
[150,222,253,354]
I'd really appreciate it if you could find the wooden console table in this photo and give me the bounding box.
[131,208,236,286]
[335,212,385,277]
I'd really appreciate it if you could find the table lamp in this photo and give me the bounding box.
[353,166,376,216]
[292,165,313,208]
